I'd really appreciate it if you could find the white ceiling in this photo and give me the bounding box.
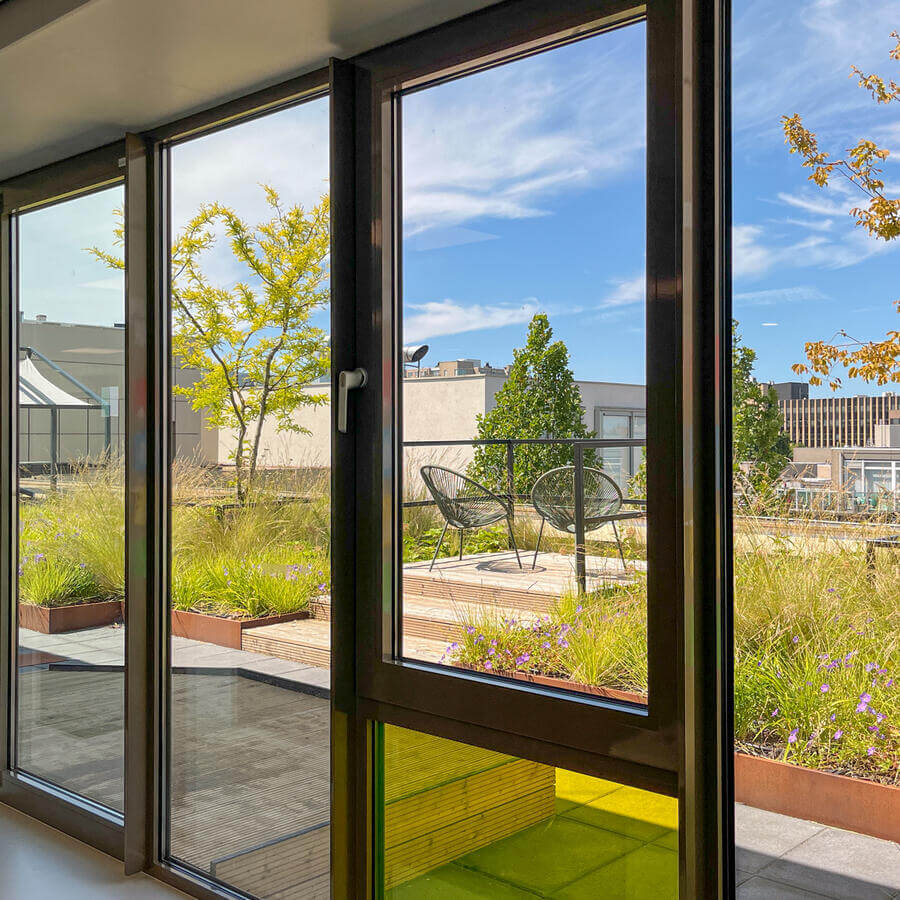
[0,0,499,180]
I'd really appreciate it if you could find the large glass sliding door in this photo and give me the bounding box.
[162,95,333,898]
[15,186,126,811]
[0,150,127,833]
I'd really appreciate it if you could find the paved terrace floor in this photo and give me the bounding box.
[14,624,900,898]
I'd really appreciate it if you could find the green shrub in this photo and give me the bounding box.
[171,547,328,618]
[19,552,99,607]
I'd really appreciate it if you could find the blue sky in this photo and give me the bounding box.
[19,0,899,399]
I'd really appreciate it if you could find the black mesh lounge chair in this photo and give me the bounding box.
[529,466,643,570]
[420,465,522,571]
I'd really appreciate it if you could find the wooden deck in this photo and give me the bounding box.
[243,550,645,668]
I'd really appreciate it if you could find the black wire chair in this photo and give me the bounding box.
[529,466,643,570]
[420,465,522,571]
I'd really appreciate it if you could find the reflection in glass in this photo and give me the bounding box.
[381,724,678,897]
[399,23,649,703]
[15,186,126,810]
[166,97,332,899]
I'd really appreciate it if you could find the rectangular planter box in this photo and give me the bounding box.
[454,662,647,706]
[171,608,310,650]
[19,599,123,634]
[735,752,900,844]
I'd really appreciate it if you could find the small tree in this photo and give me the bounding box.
[469,314,593,496]
[782,31,900,388]
[92,186,330,504]
[733,321,792,485]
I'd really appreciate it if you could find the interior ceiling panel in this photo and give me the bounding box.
[0,0,500,180]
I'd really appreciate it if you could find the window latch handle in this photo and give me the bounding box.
[338,368,367,433]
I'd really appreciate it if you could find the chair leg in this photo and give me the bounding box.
[459,528,465,560]
[506,516,522,569]
[532,518,545,570]
[612,520,627,572]
[429,521,449,572]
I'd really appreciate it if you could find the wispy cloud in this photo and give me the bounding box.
[78,275,124,292]
[733,225,777,278]
[401,30,646,236]
[600,274,645,308]
[735,285,828,306]
[404,298,541,343]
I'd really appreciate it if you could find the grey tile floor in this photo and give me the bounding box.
[735,804,900,899]
[12,625,900,899]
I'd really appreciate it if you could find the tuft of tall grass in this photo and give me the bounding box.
[19,552,99,607]
[171,547,328,618]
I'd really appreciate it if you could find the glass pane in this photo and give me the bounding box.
[166,97,332,898]
[380,724,678,897]
[601,414,631,439]
[15,186,125,811]
[733,2,900,895]
[399,23,649,703]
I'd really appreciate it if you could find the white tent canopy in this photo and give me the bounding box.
[19,356,92,408]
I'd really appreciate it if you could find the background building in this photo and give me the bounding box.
[774,380,900,448]
[222,360,646,488]
[18,318,212,469]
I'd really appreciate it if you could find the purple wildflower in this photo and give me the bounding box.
[867,747,876,757]
[833,730,843,740]
[771,708,779,718]
[484,661,492,671]
[857,702,869,713]
[792,635,799,644]
[860,692,872,703]
[820,684,830,693]
[829,713,836,722]
[788,728,799,744]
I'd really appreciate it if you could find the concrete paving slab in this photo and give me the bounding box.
[735,802,825,873]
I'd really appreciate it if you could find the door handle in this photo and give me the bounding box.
[338,368,367,433]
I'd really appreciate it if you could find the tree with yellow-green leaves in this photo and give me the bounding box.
[782,31,900,389]
[91,186,330,504]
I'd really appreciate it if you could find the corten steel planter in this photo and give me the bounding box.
[735,752,900,844]
[18,599,123,634]
[453,663,647,706]
[170,608,311,650]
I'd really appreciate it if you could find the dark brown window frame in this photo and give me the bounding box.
[351,0,681,782]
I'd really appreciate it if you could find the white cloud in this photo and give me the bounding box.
[403,298,541,343]
[776,191,848,218]
[78,275,124,292]
[734,285,828,306]
[170,99,329,230]
[782,217,834,232]
[733,218,893,280]
[732,0,898,147]
[401,30,646,236]
[600,274,645,308]
[733,225,776,278]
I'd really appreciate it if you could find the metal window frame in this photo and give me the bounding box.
[125,68,338,900]
[351,0,680,777]
[0,142,126,858]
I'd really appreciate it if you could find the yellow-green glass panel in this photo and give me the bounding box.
[381,724,678,898]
